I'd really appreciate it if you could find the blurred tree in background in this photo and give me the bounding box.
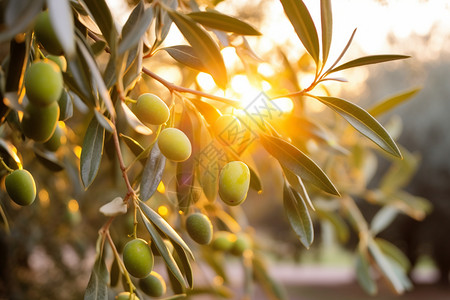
[0,0,434,299]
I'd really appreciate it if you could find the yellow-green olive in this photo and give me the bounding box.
[123,238,153,278]
[218,161,250,206]
[21,102,60,142]
[115,292,139,300]
[139,271,167,297]
[24,60,63,106]
[230,233,252,256]
[185,213,213,245]
[133,93,170,125]
[157,128,192,162]
[42,122,63,152]
[211,231,235,252]
[34,11,63,55]
[5,169,36,206]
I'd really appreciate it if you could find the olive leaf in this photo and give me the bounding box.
[260,133,339,196]
[355,249,377,295]
[80,116,105,188]
[140,143,166,201]
[0,0,43,43]
[84,235,109,300]
[313,96,402,158]
[320,0,332,63]
[187,11,261,35]
[328,55,410,74]
[279,0,320,64]
[162,45,207,72]
[83,0,118,51]
[368,87,421,117]
[47,0,76,57]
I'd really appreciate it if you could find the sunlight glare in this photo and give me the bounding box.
[257,63,275,77]
[39,189,50,207]
[68,199,79,213]
[158,205,169,217]
[197,72,216,91]
[221,47,240,70]
[272,97,294,114]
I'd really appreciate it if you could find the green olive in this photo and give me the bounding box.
[213,114,242,146]
[230,233,251,256]
[115,292,140,300]
[43,122,63,152]
[211,231,235,252]
[185,213,213,245]
[5,169,36,206]
[133,93,170,125]
[157,128,192,162]
[47,55,67,72]
[34,11,63,55]
[123,238,153,278]
[218,161,250,206]
[21,102,60,142]
[24,60,63,106]
[139,271,167,297]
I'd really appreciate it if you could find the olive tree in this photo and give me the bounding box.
[0,0,427,299]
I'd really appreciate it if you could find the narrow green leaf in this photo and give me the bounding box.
[93,109,115,133]
[162,45,207,72]
[76,38,116,118]
[370,206,398,236]
[172,242,194,288]
[368,238,406,294]
[120,134,145,157]
[119,2,154,55]
[329,55,410,74]
[84,236,109,300]
[368,87,421,117]
[249,166,263,193]
[283,167,314,210]
[320,0,332,63]
[80,116,105,188]
[140,144,166,201]
[375,238,411,271]
[167,9,227,89]
[325,28,357,73]
[139,210,188,288]
[47,0,75,57]
[152,0,177,51]
[187,11,261,35]
[279,0,320,63]
[260,133,339,196]
[34,147,64,172]
[314,96,402,158]
[355,249,377,295]
[83,0,118,50]
[139,201,194,259]
[283,183,314,249]
[120,101,152,135]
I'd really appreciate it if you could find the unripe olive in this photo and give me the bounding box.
[213,114,242,146]
[133,93,170,125]
[24,60,63,106]
[34,11,63,55]
[230,233,251,256]
[123,238,153,278]
[158,128,192,162]
[43,122,63,151]
[218,161,250,206]
[139,271,167,297]
[211,231,235,252]
[5,169,36,206]
[185,213,213,245]
[21,102,60,142]
[47,55,67,72]
[116,292,140,300]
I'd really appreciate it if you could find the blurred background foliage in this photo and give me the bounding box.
[0,0,449,299]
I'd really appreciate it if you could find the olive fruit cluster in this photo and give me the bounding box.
[123,238,154,278]
[218,161,250,206]
[185,213,213,245]
[211,231,252,256]
[5,169,36,206]
[21,60,62,143]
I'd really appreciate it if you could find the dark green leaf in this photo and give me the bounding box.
[167,10,227,89]
[34,147,64,172]
[5,39,27,93]
[283,167,314,210]
[120,101,152,135]
[355,250,377,295]
[47,0,75,57]
[122,42,143,91]
[152,0,177,51]
[91,40,107,56]
[283,183,314,248]
[84,236,109,300]
[80,116,105,188]
[172,242,193,288]
[59,90,74,121]
[119,2,154,55]
[139,210,188,288]
[76,38,116,118]
[260,134,339,196]
[83,0,118,51]
[329,55,410,74]
[368,238,406,294]
[249,166,262,193]
[140,144,166,201]
[139,201,193,259]
[368,87,421,117]
[187,11,261,35]
[320,0,332,63]
[93,109,115,133]
[162,45,207,72]
[314,96,402,158]
[279,0,320,63]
